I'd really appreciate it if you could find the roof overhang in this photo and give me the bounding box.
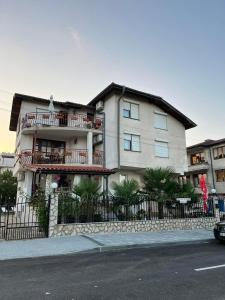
[88,83,196,130]
[26,164,115,175]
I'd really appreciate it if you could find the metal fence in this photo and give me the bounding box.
[57,195,216,225]
[0,197,50,240]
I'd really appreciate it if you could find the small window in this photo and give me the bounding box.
[193,173,207,187]
[120,174,127,182]
[123,101,139,120]
[216,170,225,182]
[191,152,205,165]
[154,113,167,130]
[123,134,140,151]
[213,146,225,159]
[155,141,169,158]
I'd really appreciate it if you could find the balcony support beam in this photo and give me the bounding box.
[87,131,93,165]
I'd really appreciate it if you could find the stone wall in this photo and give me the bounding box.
[50,217,217,237]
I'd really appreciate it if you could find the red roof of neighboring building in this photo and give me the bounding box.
[26,164,115,175]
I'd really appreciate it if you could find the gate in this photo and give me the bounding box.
[0,198,50,241]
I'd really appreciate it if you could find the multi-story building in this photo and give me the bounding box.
[186,139,225,194]
[9,83,196,197]
[0,153,15,174]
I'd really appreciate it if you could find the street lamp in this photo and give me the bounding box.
[51,182,58,193]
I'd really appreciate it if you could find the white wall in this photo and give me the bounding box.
[103,94,188,174]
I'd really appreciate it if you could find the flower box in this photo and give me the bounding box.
[27,115,35,120]
[42,114,50,119]
[65,150,72,156]
[95,119,102,125]
[79,152,87,157]
[94,152,102,157]
[23,151,32,157]
[70,115,78,121]
[55,114,64,120]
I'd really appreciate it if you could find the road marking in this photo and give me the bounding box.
[195,264,225,272]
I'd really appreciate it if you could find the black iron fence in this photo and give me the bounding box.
[0,196,50,240]
[57,194,216,225]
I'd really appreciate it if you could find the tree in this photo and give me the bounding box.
[112,179,139,204]
[143,167,176,219]
[143,168,198,218]
[112,179,140,220]
[0,170,17,205]
[73,178,102,222]
[73,178,101,199]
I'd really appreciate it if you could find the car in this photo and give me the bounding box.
[214,221,225,242]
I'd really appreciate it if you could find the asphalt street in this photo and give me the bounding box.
[0,241,225,300]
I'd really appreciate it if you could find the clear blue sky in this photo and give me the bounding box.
[0,0,225,151]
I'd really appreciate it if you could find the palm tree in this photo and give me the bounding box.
[73,178,102,222]
[143,167,177,219]
[74,178,101,199]
[112,179,140,220]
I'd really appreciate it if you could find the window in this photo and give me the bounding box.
[35,139,65,163]
[155,141,169,158]
[216,170,225,182]
[154,113,167,130]
[123,134,140,151]
[120,174,127,182]
[193,173,207,187]
[123,101,139,119]
[214,146,225,159]
[191,152,205,165]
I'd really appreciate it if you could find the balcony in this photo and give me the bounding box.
[18,149,104,166]
[187,162,209,173]
[22,112,103,132]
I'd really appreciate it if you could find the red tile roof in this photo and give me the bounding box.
[26,164,115,175]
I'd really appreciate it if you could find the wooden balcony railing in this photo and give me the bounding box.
[18,149,104,166]
[22,112,103,131]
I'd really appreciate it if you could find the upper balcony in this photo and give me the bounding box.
[187,162,209,173]
[21,112,103,135]
[18,149,104,167]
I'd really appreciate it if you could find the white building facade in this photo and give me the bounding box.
[0,153,15,174]
[9,83,196,197]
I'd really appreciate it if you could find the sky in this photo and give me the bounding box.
[0,0,225,152]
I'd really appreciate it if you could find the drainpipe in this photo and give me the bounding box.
[117,86,126,171]
[209,147,216,190]
[102,112,106,168]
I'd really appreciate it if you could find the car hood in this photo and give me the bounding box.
[217,221,225,225]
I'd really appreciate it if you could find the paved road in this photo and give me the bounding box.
[0,241,225,300]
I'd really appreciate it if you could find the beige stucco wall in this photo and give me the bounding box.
[187,145,225,194]
[103,94,187,174]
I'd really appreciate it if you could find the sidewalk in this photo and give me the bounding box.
[0,229,214,261]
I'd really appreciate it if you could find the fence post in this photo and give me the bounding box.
[48,193,58,238]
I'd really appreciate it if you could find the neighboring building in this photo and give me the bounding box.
[0,152,15,174]
[186,139,225,194]
[9,83,196,197]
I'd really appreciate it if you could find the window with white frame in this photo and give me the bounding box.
[120,174,128,182]
[155,140,169,158]
[154,112,167,130]
[123,134,140,151]
[123,101,139,119]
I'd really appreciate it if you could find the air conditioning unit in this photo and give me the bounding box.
[17,171,25,181]
[96,101,104,111]
[93,134,103,144]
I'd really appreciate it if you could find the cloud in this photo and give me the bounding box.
[69,27,82,50]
